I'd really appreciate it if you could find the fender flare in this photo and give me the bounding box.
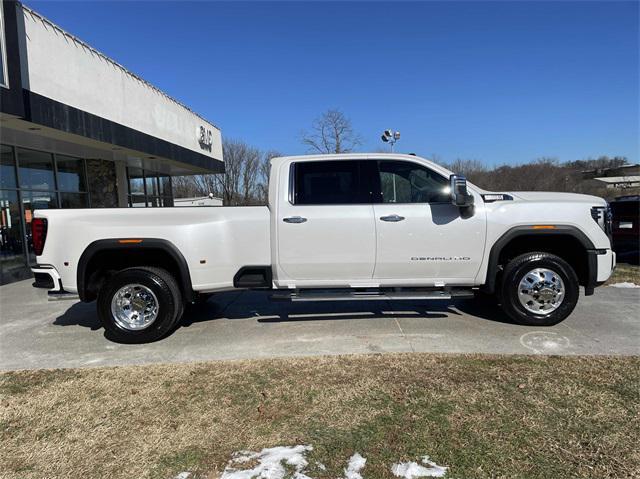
[77,238,194,302]
[484,225,598,294]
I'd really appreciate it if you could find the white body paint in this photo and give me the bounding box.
[33,154,615,296]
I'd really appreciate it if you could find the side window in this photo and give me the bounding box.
[293,160,370,205]
[378,160,450,204]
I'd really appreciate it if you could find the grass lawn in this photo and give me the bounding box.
[606,262,640,285]
[1,354,639,479]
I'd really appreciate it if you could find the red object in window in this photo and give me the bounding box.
[32,218,48,256]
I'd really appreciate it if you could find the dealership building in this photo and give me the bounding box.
[0,1,224,283]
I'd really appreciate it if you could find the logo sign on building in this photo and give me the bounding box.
[197,125,213,152]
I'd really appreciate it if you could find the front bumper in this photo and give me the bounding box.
[585,249,616,295]
[597,249,616,282]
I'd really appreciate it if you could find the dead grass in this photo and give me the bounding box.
[606,262,640,285]
[1,354,639,479]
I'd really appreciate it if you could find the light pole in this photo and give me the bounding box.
[381,129,401,201]
[381,129,401,152]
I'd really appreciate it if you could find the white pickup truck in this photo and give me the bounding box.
[32,153,615,343]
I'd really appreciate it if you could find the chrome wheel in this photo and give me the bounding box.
[517,268,565,314]
[110,284,159,331]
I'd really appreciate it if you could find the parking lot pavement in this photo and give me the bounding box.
[0,278,638,370]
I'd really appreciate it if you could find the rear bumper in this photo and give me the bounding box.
[32,265,80,300]
[31,265,62,292]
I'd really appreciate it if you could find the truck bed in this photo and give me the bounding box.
[35,206,271,293]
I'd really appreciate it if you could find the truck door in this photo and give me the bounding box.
[372,159,486,283]
[276,159,377,283]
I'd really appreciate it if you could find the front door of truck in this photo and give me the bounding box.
[372,160,486,283]
[277,160,377,283]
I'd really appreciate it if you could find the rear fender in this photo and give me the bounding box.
[77,238,194,302]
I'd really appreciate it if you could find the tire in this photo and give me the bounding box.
[500,252,579,326]
[97,267,184,343]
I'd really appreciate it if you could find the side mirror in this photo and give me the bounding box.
[449,175,474,208]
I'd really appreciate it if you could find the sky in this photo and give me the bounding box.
[29,1,639,166]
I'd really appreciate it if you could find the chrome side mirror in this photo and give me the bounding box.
[449,175,474,208]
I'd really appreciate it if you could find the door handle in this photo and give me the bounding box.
[283,216,307,224]
[380,214,405,222]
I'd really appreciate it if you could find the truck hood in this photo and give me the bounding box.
[507,191,606,206]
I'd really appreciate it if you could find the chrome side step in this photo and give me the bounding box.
[47,291,79,301]
[270,288,474,302]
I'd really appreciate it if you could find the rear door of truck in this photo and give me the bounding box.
[276,159,377,282]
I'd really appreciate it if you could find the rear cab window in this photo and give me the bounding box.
[291,160,376,205]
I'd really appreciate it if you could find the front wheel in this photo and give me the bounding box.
[97,267,184,343]
[500,252,579,326]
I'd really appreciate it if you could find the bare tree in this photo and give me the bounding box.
[444,158,487,178]
[256,150,281,203]
[301,109,362,154]
[171,175,203,198]
[172,139,280,206]
[205,139,247,205]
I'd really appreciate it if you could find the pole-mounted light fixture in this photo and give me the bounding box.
[381,129,401,152]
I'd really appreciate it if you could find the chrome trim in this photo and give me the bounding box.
[517,268,565,314]
[380,214,405,222]
[283,216,307,224]
[110,284,159,331]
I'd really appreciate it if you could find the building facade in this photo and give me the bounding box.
[0,1,223,283]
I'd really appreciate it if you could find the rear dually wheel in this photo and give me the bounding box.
[97,267,183,343]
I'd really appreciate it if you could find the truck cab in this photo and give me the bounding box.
[269,155,485,289]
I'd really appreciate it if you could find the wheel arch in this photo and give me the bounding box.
[485,225,598,295]
[77,239,194,303]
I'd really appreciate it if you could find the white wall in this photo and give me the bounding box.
[19,6,223,162]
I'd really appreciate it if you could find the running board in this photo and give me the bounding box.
[270,288,474,302]
[47,291,79,301]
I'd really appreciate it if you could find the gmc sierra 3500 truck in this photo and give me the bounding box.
[31,153,615,343]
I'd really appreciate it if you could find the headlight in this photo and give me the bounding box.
[591,205,612,236]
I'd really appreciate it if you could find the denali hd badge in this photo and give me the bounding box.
[411,256,471,261]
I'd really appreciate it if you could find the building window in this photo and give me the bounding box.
[0,144,92,268]
[0,146,27,283]
[17,148,56,191]
[1,144,17,188]
[0,3,8,88]
[159,175,174,207]
[56,155,87,192]
[126,167,173,207]
[0,190,26,284]
[56,154,89,208]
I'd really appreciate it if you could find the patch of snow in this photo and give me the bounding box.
[173,473,191,479]
[391,456,448,478]
[220,445,313,479]
[344,453,366,479]
[316,462,326,471]
[520,331,570,354]
[608,282,640,288]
